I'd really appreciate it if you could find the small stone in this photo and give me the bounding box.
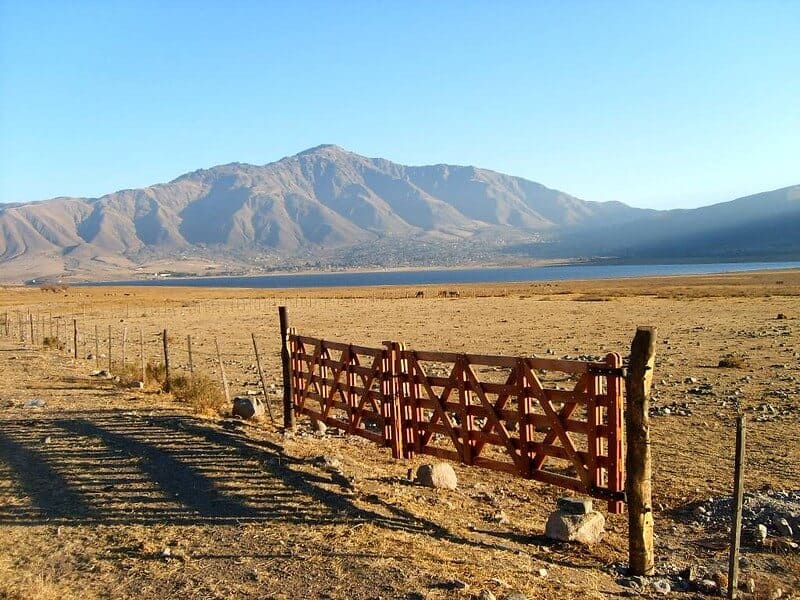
[537,568,548,578]
[232,396,266,421]
[502,593,527,600]
[556,497,593,515]
[652,579,671,595]
[42,436,51,444]
[746,578,756,594]
[754,523,769,544]
[545,510,605,545]
[770,588,783,599]
[416,463,457,490]
[312,419,327,434]
[697,579,718,594]
[478,591,496,600]
[24,399,45,409]
[775,518,793,537]
[493,511,509,525]
[161,547,171,558]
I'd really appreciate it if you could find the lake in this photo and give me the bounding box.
[81,261,800,289]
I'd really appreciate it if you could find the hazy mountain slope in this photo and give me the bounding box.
[0,145,796,282]
[536,184,800,260]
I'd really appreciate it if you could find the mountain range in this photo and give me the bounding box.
[1,144,798,282]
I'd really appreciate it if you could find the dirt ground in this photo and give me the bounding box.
[0,270,798,599]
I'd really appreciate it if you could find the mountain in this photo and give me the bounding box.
[0,145,797,282]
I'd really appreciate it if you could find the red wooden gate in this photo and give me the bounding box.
[289,332,626,513]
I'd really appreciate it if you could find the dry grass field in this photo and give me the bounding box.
[0,270,798,599]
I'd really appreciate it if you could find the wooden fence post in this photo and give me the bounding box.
[73,319,78,359]
[162,329,171,392]
[727,415,746,599]
[95,324,99,368]
[214,337,230,401]
[107,325,112,372]
[187,335,194,379]
[252,333,276,424]
[139,328,145,383]
[279,306,295,430]
[626,326,656,576]
[121,326,128,367]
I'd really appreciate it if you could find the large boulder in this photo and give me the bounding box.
[545,509,605,545]
[415,463,458,490]
[232,396,267,421]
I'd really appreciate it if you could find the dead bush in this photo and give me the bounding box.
[169,374,227,416]
[145,361,167,386]
[718,355,745,368]
[112,362,143,387]
[42,336,65,350]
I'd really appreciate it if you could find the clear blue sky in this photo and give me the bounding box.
[1,1,798,209]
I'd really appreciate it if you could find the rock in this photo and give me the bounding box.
[42,436,51,444]
[545,510,605,545]
[23,399,46,409]
[492,511,509,525]
[313,455,342,471]
[754,524,769,544]
[90,369,110,377]
[232,396,266,421]
[556,497,592,515]
[434,579,468,591]
[746,578,756,594]
[776,313,787,320]
[478,591,496,600]
[312,418,327,434]
[537,568,548,578]
[775,517,793,537]
[416,463,458,490]
[697,579,718,594]
[652,579,671,595]
[502,593,527,600]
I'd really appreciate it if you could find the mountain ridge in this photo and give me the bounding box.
[0,145,797,282]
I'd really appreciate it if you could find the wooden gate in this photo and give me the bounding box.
[289,333,625,513]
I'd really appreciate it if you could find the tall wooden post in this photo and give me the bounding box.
[73,319,78,359]
[252,333,275,424]
[626,326,656,576]
[107,325,112,372]
[121,327,128,367]
[727,416,746,599]
[95,324,99,368]
[187,335,194,379]
[279,306,295,430]
[139,328,145,383]
[162,329,171,392]
[214,337,230,401]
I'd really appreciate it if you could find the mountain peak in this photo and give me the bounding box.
[295,144,349,157]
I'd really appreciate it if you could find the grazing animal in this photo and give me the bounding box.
[415,291,425,298]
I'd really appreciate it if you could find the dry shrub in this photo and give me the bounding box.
[112,362,143,387]
[574,294,611,302]
[718,355,745,368]
[169,373,227,415]
[42,336,64,350]
[145,360,166,385]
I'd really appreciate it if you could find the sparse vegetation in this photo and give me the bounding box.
[169,373,227,415]
[718,355,745,368]
[42,336,64,350]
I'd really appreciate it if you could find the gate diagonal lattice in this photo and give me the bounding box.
[289,332,626,513]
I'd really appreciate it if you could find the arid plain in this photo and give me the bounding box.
[0,270,798,599]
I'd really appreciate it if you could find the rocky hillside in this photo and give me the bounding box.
[1,145,797,282]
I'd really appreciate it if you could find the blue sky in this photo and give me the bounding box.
[1,1,798,209]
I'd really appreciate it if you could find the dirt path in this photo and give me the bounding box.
[1,341,625,599]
